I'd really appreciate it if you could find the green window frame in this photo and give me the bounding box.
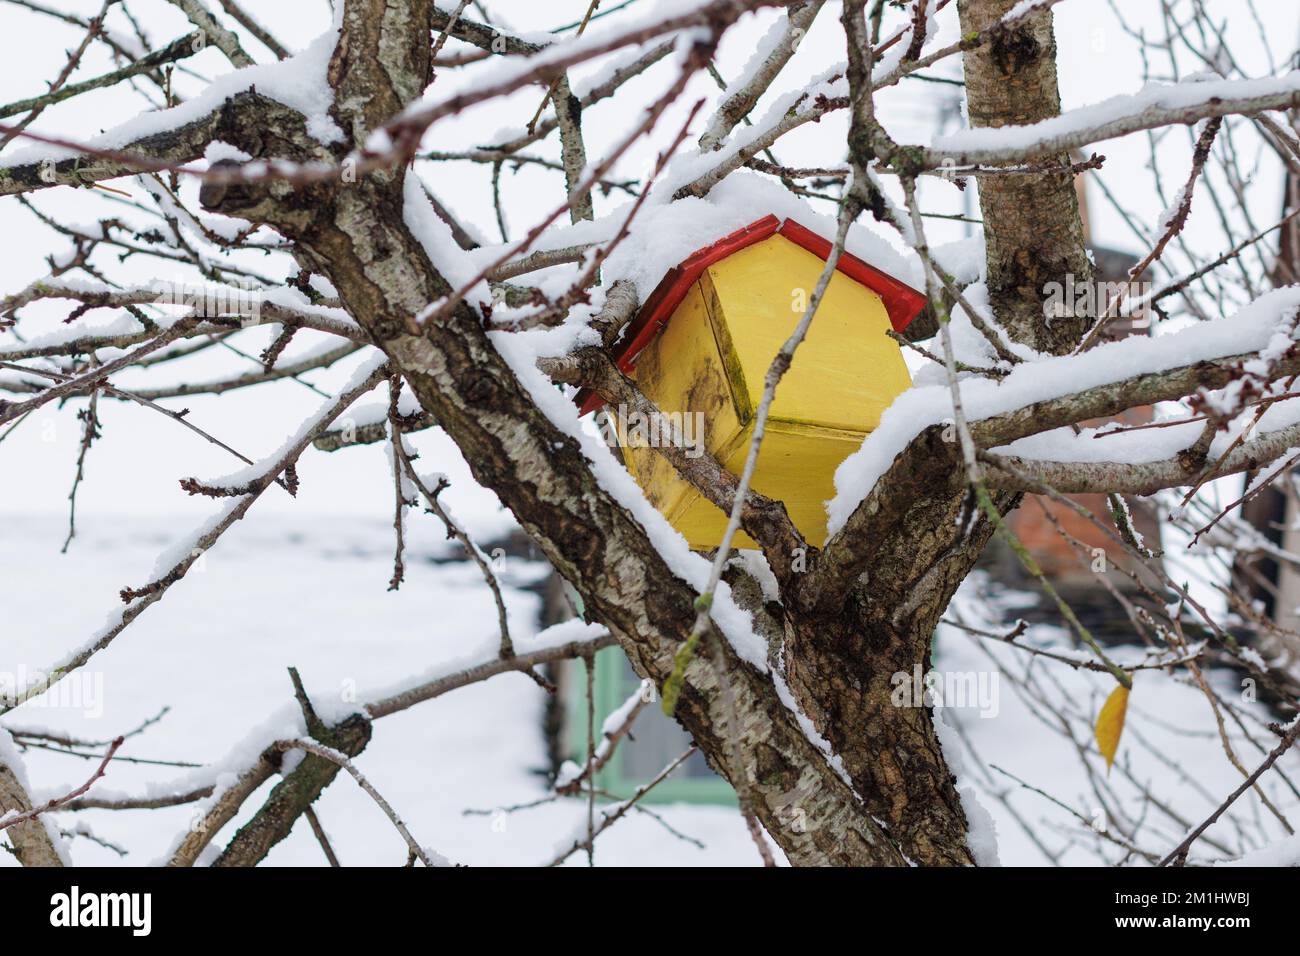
[566,648,736,806]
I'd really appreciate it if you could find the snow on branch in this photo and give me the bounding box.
[828,288,1300,535]
[929,72,1300,167]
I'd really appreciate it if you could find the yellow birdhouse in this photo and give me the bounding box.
[577,215,926,550]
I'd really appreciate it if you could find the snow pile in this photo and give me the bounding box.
[933,707,1001,866]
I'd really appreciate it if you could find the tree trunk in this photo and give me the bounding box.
[191,0,1092,867]
[957,0,1094,354]
[0,760,65,867]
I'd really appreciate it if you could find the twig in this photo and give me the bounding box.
[275,738,443,868]
[304,805,341,866]
[0,736,124,831]
[1158,719,1300,866]
[546,746,696,866]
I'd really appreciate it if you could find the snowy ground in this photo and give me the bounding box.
[2,511,1296,867]
[1,512,764,867]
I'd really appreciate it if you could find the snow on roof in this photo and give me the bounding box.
[466,171,926,307]
[620,172,924,296]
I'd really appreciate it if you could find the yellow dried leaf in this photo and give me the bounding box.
[1095,684,1130,772]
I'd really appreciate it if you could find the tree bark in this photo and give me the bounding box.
[956,0,1094,354]
[213,715,372,867]
[0,759,65,867]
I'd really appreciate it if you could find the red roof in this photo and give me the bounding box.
[576,214,927,415]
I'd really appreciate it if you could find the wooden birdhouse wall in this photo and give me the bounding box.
[614,230,912,550]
